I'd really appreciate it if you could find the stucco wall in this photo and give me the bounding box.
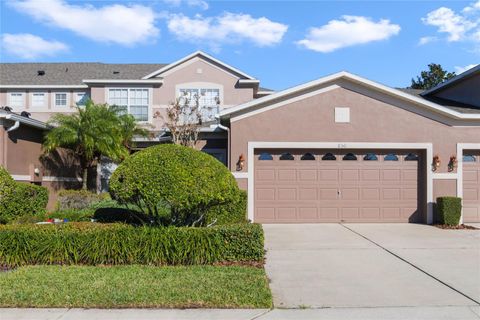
[230,83,480,174]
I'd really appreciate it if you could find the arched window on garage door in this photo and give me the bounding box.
[301,152,316,160]
[405,153,419,161]
[280,152,295,160]
[343,153,357,160]
[258,152,273,160]
[463,155,476,162]
[322,153,337,160]
[364,153,378,161]
[384,154,399,161]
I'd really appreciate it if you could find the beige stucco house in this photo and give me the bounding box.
[1,52,479,224]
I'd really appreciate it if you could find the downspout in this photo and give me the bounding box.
[216,122,231,170]
[6,120,20,132]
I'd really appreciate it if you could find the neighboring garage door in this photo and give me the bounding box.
[462,151,480,222]
[254,149,424,223]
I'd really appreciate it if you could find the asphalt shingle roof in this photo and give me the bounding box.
[0,63,167,85]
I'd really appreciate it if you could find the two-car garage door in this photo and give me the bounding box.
[254,149,425,223]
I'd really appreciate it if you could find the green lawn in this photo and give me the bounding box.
[0,265,272,308]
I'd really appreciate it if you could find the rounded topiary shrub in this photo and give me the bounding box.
[109,144,242,226]
[0,166,16,223]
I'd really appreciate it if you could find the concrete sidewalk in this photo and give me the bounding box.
[2,307,480,320]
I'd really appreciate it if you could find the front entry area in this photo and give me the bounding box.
[254,149,426,223]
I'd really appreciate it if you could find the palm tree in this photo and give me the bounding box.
[43,100,147,190]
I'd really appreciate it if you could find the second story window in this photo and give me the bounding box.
[178,87,220,123]
[108,88,149,122]
[9,92,24,107]
[54,93,68,107]
[31,92,46,107]
[75,92,89,106]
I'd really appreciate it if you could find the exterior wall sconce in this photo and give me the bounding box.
[34,167,40,176]
[432,155,441,172]
[236,154,245,171]
[448,155,457,172]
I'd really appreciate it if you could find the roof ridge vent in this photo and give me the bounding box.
[37,70,45,76]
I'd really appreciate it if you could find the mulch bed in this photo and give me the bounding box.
[434,224,479,230]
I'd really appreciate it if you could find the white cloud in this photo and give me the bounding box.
[463,0,480,13]
[418,36,438,45]
[422,1,480,46]
[1,33,69,59]
[10,0,159,46]
[164,0,209,10]
[167,12,288,48]
[296,16,400,53]
[454,64,478,74]
[422,7,476,42]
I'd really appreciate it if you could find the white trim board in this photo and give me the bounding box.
[456,143,480,224]
[247,142,434,224]
[219,71,480,121]
[142,51,256,80]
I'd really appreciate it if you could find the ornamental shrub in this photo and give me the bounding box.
[0,222,264,267]
[437,196,462,226]
[56,190,110,210]
[205,190,247,225]
[109,144,242,226]
[0,167,48,224]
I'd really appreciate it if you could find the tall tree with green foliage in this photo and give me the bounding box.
[410,63,456,90]
[43,100,147,190]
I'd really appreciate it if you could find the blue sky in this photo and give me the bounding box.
[0,0,479,90]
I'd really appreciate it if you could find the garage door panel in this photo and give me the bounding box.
[298,207,318,220]
[463,188,478,201]
[299,188,317,200]
[256,188,275,201]
[278,169,296,181]
[254,149,423,223]
[278,188,297,200]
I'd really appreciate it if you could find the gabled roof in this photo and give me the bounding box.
[219,71,480,121]
[0,63,166,86]
[421,64,480,96]
[142,51,256,80]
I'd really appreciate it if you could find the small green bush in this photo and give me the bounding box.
[437,196,462,226]
[0,223,264,267]
[56,190,109,210]
[0,167,49,224]
[205,190,247,225]
[109,144,242,226]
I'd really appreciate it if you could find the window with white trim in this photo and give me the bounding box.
[75,92,89,106]
[178,88,220,122]
[108,88,149,121]
[54,93,68,107]
[31,92,46,107]
[9,92,24,107]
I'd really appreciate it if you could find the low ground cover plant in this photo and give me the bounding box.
[0,167,48,224]
[436,196,462,226]
[0,223,264,267]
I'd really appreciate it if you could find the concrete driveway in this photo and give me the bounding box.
[264,224,480,309]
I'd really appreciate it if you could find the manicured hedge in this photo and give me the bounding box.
[0,223,264,267]
[0,167,48,224]
[437,196,462,226]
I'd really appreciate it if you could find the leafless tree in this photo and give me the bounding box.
[163,92,203,148]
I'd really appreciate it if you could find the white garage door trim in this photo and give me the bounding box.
[457,143,480,224]
[247,142,434,224]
